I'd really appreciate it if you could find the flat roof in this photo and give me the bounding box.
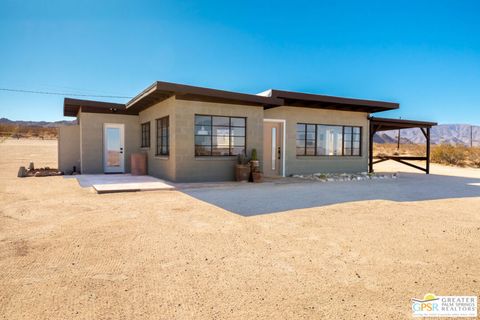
[125,81,283,113]
[64,81,400,117]
[124,81,399,114]
[267,89,399,113]
[370,117,437,131]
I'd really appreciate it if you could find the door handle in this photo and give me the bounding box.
[277,146,281,160]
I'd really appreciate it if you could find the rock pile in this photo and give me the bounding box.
[291,172,398,182]
[18,162,63,178]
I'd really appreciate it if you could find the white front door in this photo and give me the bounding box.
[103,123,125,173]
[263,121,284,177]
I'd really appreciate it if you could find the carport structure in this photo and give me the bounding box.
[369,117,437,174]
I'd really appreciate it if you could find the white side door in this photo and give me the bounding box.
[103,123,125,173]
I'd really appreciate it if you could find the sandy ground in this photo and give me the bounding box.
[0,139,479,319]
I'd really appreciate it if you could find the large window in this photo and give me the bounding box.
[156,116,169,156]
[296,123,362,156]
[141,122,150,148]
[195,115,246,156]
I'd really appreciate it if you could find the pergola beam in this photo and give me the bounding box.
[389,158,428,172]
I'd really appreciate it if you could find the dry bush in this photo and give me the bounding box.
[466,147,480,168]
[0,124,58,139]
[374,143,480,168]
[374,143,426,157]
[431,144,467,166]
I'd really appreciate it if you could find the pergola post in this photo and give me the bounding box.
[426,127,431,174]
[369,123,377,173]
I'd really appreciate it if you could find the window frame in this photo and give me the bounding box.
[343,126,362,156]
[194,114,247,157]
[296,123,362,157]
[140,121,150,148]
[156,116,169,156]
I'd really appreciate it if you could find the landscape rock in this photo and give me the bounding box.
[17,166,27,178]
[291,172,398,183]
[18,165,63,178]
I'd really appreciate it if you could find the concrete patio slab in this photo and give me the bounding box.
[70,174,175,193]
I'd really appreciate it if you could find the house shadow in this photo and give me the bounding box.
[181,173,480,216]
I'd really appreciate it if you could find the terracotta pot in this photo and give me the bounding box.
[235,164,250,182]
[131,153,147,175]
[250,160,260,169]
[252,171,263,183]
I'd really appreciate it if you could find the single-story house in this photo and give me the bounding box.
[58,81,436,182]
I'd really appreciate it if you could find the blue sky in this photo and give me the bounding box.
[0,0,479,124]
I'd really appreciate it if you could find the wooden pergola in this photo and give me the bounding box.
[369,117,437,174]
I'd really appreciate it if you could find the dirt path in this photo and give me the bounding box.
[0,139,479,319]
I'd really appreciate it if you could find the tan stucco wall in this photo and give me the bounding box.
[58,125,80,173]
[264,106,369,175]
[139,97,264,182]
[79,111,140,174]
[138,97,176,181]
[173,99,264,182]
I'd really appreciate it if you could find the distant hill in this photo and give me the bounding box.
[0,118,76,139]
[0,118,76,127]
[375,124,480,146]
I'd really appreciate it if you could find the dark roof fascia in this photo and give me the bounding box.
[370,117,437,131]
[269,89,399,113]
[63,98,135,117]
[124,82,159,109]
[125,81,283,113]
[108,80,402,115]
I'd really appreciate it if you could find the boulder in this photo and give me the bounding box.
[17,166,27,178]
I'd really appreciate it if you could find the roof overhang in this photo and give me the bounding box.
[63,98,135,117]
[267,90,399,113]
[370,117,437,131]
[125,81,399,114]
[125,81,283,113]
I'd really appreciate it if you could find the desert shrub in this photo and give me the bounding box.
[374,143,426,157]
[431,144,466,166]
[374,142,480,167]
[467,147,480,168]
[408,144,427,156]
[0,124,58,139]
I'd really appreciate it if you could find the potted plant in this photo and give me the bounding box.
[248,149,261,182]
[235,153,250,182]
[250,148,260,169]
[251,169,263,183]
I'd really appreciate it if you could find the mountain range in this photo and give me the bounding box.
[374,124,480,146]
[0,117,76,127]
